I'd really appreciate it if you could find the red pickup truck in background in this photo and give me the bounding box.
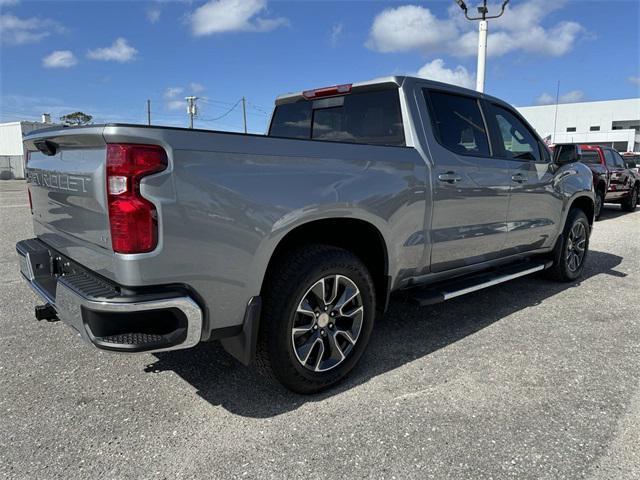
[578,145,639,220]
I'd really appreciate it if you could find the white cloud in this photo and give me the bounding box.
[0,14,65,45]
[42,50,77,68]
[366,5,457,53]
[146,7,161,23]
[629,76,640,86]
[164,87,184,99]
[367,1,584,59]
[536,90,585,105]
[189,82,204,93]
[190,0,288,36]
[559,90,584,103]
[535,93,555,105]
[166,100,185,111]
[87,38,138,62]
[417,59,475,89]
[329,22,344,47]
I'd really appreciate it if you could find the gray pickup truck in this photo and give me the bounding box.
[17,76,594,393]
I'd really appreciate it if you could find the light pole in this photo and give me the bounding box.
[454,0,509,93]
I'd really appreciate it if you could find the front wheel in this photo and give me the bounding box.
[547,208,590,282]
[255,245,376,394]
[621,184,638,212]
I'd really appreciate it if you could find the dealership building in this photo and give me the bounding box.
[518,98,640,153]
[0,117,55,180]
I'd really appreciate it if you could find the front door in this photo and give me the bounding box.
[423,89,511,272]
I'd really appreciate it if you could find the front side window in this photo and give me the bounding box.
[490,104,541,162]
[612,150,627,168]
[269,89,405,146]
[424,90,490,156]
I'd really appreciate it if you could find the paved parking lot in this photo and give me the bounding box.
[0,179,639,479]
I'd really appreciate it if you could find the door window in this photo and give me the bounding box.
[424,90,491,156]
[490,104,541,162]
[611,150,627,168]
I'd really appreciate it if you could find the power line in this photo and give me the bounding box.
[199,98,242,122]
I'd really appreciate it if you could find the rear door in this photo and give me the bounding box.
[484,102,560,253]
[24,128,112,251]
[423,89,511,272]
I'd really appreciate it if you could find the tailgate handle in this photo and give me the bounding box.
[34,140,58,156]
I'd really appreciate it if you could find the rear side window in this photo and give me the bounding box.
[603,149,617,168]
[269,89,405,146]
[580,151,602,164]
[424,90,490,156]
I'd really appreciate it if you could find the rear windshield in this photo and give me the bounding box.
[580,151,601,164]
[268,89,405,147]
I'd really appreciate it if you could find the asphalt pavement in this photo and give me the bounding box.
[0,179,639,479]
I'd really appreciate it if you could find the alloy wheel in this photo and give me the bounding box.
[566,221,587,272]
[291,274,364,372]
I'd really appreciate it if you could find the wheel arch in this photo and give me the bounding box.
[260,218,390,315]
[567,194,595,228]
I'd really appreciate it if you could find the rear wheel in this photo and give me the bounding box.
[621,184,638,212]
[255,245,376,394]
[547,208,590,282]
[594,189,605,220]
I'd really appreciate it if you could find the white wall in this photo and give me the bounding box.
[0,121,53,179]
[518,98,640,151]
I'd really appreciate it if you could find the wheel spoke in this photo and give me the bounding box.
[310,279,326,306]
[297,336,322,366]
[296,298,316,318]
[335,287,360,315]
[326,332,346,364]
[325,275,340,305]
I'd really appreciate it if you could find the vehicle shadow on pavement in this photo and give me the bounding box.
[598,205,635,222]
[145,249,624,418]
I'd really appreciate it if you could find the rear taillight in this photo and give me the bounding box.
[106,144,167,254]
[25,150,33,214]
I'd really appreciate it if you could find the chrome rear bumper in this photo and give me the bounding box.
[17,238,203,353]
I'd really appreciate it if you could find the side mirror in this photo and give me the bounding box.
[553,143,582,165]
[625,160,637,169]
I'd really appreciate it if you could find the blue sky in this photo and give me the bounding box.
[1,0,639,133]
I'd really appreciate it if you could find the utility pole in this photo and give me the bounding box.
[147,99,151,126]
[453,0,510,93]
[242,97,247,134]
[185,96,198,129]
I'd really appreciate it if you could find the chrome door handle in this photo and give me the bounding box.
[512,174,528,183]
[438,172,462,184]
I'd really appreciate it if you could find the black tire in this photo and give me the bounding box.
[621,184,638,212]
[546,208,590,282]
[594,189,605,221]
[255,245,376,394]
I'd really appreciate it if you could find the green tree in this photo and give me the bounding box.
[60,111,93,126]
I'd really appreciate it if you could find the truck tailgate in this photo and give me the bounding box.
[24,127,111,252]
